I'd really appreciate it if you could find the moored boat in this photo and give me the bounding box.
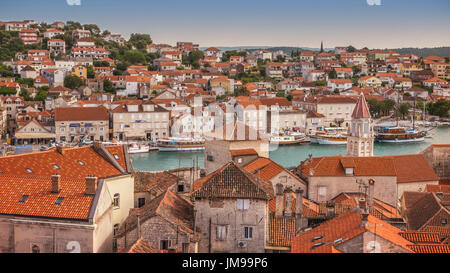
[128,143,150,153]
[310,127,348,145]
[374,126,426,143]
[157,137,205,152]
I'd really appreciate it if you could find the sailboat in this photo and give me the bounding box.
[374,95,426,143]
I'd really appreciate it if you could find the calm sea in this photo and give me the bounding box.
[130,127,450,172]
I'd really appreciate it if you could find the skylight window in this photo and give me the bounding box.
[311,235,324,242]
[26,168,33,174]
[19,195,29,203]
[78,160,85,166]
[113,154,120,160]
[55,197,64,205]
[53,164,60,170]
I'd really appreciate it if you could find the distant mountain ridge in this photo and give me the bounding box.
[200,46,450,57]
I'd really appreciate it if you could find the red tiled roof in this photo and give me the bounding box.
[0,174,94,220]
[408,244,450,253]
[54,107,109,121]
[117,189,194,237]
[399,231,441,244]
[229,149,258,156]
[297,154,438,183]
[244,157,285,181]
[291,210,412,253]
[0,145,126,179]
[190,161,274,200]
[351,94,371,118]
[268,214,296,247]
[122,238,166,253]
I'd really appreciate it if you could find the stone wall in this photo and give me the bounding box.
[116,215,196,253]
[308,175,397,207]
[194,198,267,253]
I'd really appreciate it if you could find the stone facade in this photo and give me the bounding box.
[116,215,196,253]
[193,198,268,253]
[205,139,269,174]
[421,144,450,180]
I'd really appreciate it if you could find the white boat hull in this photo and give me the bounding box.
[376,137,425,143]
[317,138,347,145]
[158,146,205,152]
[128,147,150,153]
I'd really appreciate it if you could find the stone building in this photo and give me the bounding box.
[133,171,181,208]
[400,191,450,231]
[421,144,450,181]
[111,100,169,141]
[116,189,197,253]
[291,209,413,253]
[347,94,374,157]
[204,121,270,174]
[295,154,439,207]
[0,174,113,253]
[0,143,134,253]
[54,106,109,142]
[190,161,274,253]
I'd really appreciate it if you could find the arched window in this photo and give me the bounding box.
[113,193,120,208]
[31,245,40,253]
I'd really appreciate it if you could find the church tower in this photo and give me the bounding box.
[347,94,374,157]
[320,41,324,52]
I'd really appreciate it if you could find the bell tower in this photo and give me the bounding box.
[347,94,374,157]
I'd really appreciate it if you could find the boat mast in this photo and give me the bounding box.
[413,95,416,130]
[396,91,400,127]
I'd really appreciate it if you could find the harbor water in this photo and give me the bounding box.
[130,127,450,172]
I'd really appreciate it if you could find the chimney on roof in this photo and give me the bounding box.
[359,197,369,225]
[275,183,284,217]
[368,179,375,207]
[51,173,61,193]
[93,141,103,150]
[284,187,293,217]
[136,213,141,239]
[85,175,98,195]
[325,201,335,219]
[56,145,65,156]
[295,188,303,218]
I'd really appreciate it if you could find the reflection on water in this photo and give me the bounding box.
[131,127,450,172]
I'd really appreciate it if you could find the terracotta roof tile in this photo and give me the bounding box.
[408,244,450,253]
[54,107,109,121]
[190,161,274,200]
[0,174,94,220]
[0,145,126,179]
[117,189,194,237]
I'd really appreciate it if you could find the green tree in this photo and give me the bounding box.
[182,50,204,67]
[64,75,83,89]
[103,78,114,93]
[93,61,110,67]
[0,86,16,95]
[398,103,411,119]
[34,86,49,102]
[427,99,450,117]
[86,65,95,79]
[128,33,152,50]
[19,88,32,101]
[0,64,14,77]
[347,45,356,52]
[123,50,146,64]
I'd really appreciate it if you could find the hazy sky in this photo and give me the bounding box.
[1,0,449,48]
